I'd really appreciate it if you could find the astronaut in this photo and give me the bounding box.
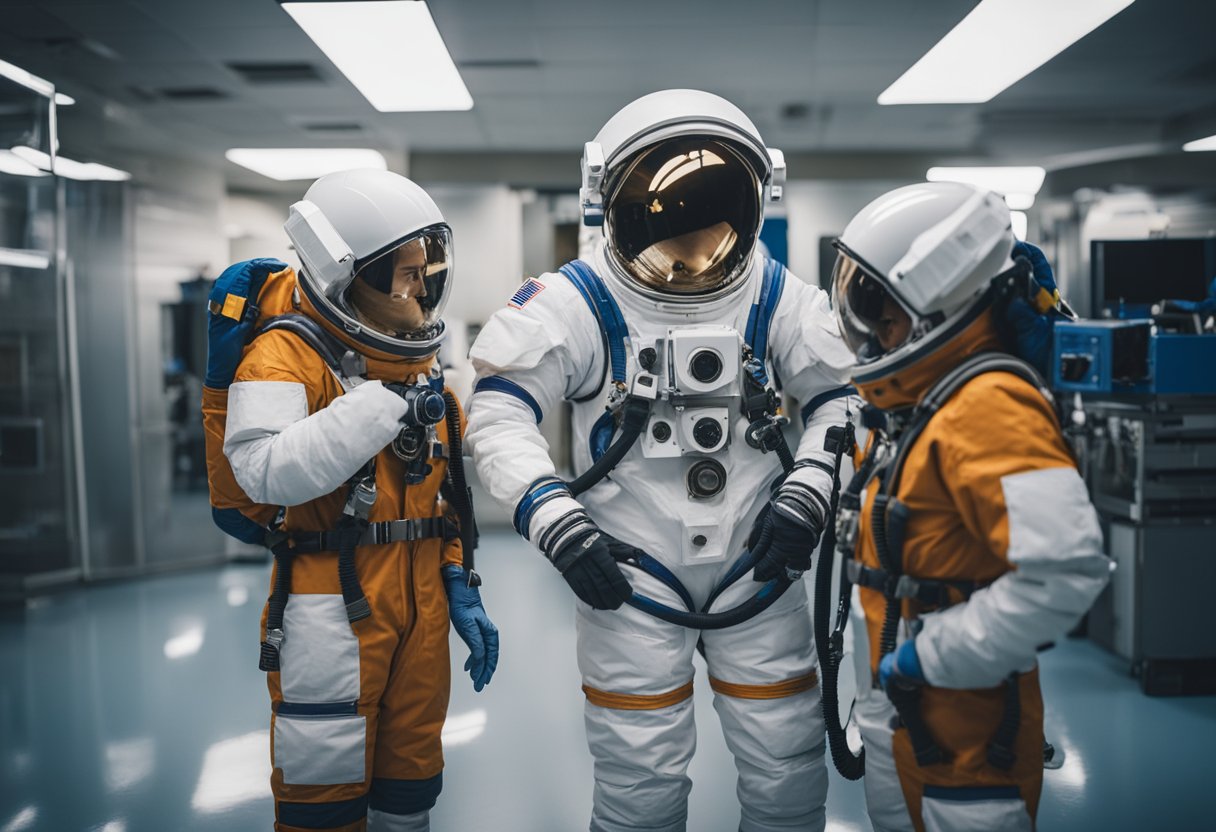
[828,182,1111,831]
[466,90,858,832]
[220,170,498,832]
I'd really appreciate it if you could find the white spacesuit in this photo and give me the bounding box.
[467,89,858,832]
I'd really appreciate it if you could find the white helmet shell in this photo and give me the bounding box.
[581,89,786,226]
[285,169,452,358]
[832,181,1015,380]
[581,90,786,306]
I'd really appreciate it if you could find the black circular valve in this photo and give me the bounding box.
[692,416,724,449]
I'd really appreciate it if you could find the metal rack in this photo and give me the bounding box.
[1075,393,1216,695]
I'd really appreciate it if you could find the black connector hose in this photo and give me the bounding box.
[443,390,479,576]
[568,396,651,497]
[813,422,866,780]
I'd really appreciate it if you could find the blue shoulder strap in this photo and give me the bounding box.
[558,259,629,390]
[743,258,787,387]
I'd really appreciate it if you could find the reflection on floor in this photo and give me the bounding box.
[1,530,1212,831]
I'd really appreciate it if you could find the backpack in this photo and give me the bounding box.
[201,258,300,545]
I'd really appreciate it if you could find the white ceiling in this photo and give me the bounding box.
[2,0,1214,188]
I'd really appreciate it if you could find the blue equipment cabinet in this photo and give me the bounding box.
[1053,319,1216,395]
[1054,318,1216,694]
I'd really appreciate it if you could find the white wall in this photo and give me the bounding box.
[224,192,302,268]
[782,179,908,288]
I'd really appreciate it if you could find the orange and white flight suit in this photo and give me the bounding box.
[850,310,1112,832]
[224,276,464,832]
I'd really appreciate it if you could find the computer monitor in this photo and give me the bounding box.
[1091,238,1216,317]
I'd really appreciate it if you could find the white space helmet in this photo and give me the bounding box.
[831,181,1015,382]
[285,169,452,359]
[581,89,787,304]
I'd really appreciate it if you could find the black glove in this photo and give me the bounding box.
[549,526,634,610]
[752,488,824,583]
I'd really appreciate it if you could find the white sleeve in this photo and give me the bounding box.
[224,379,407,507]
[465,274,602,542]
[768,273,862,508]
[915,467,1113,689]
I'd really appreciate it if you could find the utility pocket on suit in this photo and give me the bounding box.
[921,785,1031,832]
[273,703,366,786]
[279,593,361,703]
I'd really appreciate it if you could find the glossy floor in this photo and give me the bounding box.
[1,531,1212,831]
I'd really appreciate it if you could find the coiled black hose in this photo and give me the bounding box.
[812,425,866,780]
[442,391,478,569]
[568,397,651,497]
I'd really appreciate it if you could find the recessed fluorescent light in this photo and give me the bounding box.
[9,146,131,181]
[282,1,472,112]
[54,93,75,106]
[1183,134,1216,152]
[0,150,48,177]
[0,58,52,97]
[0,248,51,270]
[879,0,1136,104]
[225,147,387,181]
[927,166,1046,196]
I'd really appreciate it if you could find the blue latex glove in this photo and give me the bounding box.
[1169,276,1216,316]
[442,565,499,692]
[1006,241,1059,376]
[878,638,926,691]
[205,258,287,388]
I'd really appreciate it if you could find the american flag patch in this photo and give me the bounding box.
[508,278,545,309]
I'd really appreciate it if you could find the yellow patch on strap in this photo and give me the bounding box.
[220,293,247,321]
[1031,286,1058,315]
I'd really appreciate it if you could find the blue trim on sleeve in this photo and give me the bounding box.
[743,258,787,386]
[923,785,1022,802]
[512,478,571,538]
[800,385,856,425]
[474,375,543,423]
[369,773,443,816]
[278,795,368,828]
[559,260,629,386]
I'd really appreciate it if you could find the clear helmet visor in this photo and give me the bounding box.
[830,250,916,364]
[333,225,453,343]
[606,136,762,297]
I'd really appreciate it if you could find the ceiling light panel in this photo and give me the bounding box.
[1183,134,1216,152]
[926,166,1046,196]
[225,148,387,181]
[282,1,472,112]
[879,0,1136,105]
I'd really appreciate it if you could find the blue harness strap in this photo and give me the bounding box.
[559,260,629,388]
[559,260,632,462]
[743,258,787,387]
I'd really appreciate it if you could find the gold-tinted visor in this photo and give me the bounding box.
[606,137,761,297]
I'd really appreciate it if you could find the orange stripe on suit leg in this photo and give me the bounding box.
[708,671,819,700]
[582,680,695,710]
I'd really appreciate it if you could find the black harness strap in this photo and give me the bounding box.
[847,562,986,608]
[867,352,1052,770]
[287,517,453,554]
[259,532,294,673]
